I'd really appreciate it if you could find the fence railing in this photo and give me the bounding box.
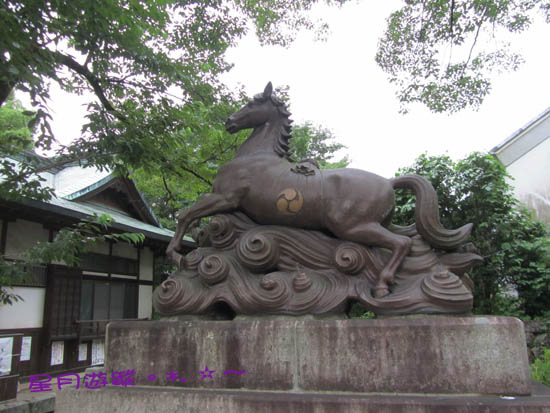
[74,318,147,341]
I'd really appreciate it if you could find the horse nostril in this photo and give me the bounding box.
[225,117,233,125]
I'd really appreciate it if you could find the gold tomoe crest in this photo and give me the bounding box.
[276,188,304,215]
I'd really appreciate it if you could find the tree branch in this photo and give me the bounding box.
[0,56,16,107]
[176,164,213,186]
[0,81,13,107]
[113,78,186,102]
[162,174,176,202]
[53,51,127,122]
[159,156,212,187]
[449,0,455,35]
[462,11,487,77]
[200,135,240,166]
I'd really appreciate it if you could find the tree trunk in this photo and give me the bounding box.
[0,80,13,107]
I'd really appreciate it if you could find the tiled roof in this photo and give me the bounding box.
[48,196,180,243]
[3,153,195,246]
[54,165,111,198]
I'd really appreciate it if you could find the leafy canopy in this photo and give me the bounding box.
[376,0,550,113]
[0,96,57,200]
[0,95,33,150]
[130,95,250,230]
[0,0,351,201]
[289,122,349,169]
[393,152,550,317]
[0,99,147,306]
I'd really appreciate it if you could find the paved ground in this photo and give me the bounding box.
[0,389,54,413]
[2,376,550,412]
[0,373,86,413]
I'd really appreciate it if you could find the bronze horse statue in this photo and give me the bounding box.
[167,82,472,297]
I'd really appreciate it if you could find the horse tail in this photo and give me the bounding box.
[391,174,473,250]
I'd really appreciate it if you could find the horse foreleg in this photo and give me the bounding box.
[334,222,412,298]
[166,193,239,267]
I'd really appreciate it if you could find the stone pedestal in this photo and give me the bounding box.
[55,317,550,412]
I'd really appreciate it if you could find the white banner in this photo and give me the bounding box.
[50,341,64,366]
[91,339,104,366]
[78,343,88,361]
[0,337,13,376]
[20,336,32,362]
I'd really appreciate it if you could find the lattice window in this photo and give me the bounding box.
[48,266,82,340]
[80,253,111,273]
[9,264,47,287]
[79,279,137,322]
[80,252,138,276]
[111,256,138,276]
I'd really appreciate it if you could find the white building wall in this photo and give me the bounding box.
[4,219,49,259]
[138,285,152,319]
[111,241,137,260]
[85,239,110,255]
[506,137,550,223]
[0,287,45,329]
[47,230,111,266]
[137,248,154,318]
[139,247,154,282]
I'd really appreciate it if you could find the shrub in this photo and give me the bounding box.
[531,348,550,386]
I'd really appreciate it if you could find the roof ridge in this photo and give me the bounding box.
[491,105,550,153]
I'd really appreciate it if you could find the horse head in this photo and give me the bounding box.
[225,82,283,134]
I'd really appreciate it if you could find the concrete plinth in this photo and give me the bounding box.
[104,316,531,395]
[55,316,550,412]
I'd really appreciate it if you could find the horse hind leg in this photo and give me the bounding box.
[334,222,412,298]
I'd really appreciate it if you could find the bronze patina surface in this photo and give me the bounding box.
[156,82,482,316]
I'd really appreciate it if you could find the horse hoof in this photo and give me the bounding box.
[373,287,390,298]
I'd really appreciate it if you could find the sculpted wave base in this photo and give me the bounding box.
[154,212,481,317]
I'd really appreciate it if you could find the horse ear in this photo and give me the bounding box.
[263,82,273,98]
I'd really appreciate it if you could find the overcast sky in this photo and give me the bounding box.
[221,1,550,177]
[34,1,550,178]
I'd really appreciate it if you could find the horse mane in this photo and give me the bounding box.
[253,93,293,160]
